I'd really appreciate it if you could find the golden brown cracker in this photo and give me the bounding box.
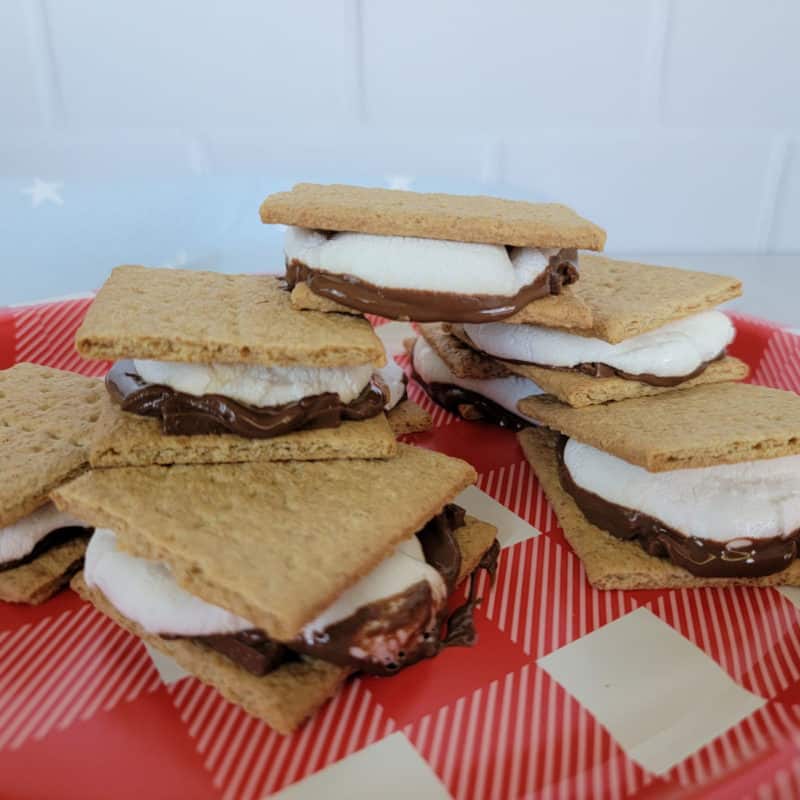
[505,254,742,340]
[512,356,749,408]
[76,267,386,367]
[290,282,359,315]
[518,382,800,471]
[418,324,511,379]
[387,400,433,436]
[0,364,104,526]
[89,397,397,467]
[260,183,606,250]
[517,427,800,589]
[53,444,477,641]
[0,536,88,604]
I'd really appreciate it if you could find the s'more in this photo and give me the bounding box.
[53,445,499,734]
[518,382,800,589]
[0,364,101,603]
[75,265,403,467]
[415,256,748,426]
[260,183,605,323]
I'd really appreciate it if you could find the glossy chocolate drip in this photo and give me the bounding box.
[106,360,385,438]
[196,630,294,677]
[557,438,800,578]
[0,526,92,573]
[285,248,578,323]
[412,368,532,432]
[455,326,725,388]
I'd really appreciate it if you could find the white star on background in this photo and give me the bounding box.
[22,178,64,208]
[386,175,414,191]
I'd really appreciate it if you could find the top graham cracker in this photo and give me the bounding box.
[0,363,105,527]
[259,183,606,251]
[505,254,742,340]
[52,443,476,641]
[75,266,386,367]
[523,382,800,472]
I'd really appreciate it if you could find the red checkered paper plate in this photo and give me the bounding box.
[2,298,800,800]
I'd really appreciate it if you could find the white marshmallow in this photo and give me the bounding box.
[0,503,87,565]
[563,439,800,543]
[300,536,446,642]
[285,226,563,296]
[375,322,413,410]
[84,529,254,636]
[377,358,406,411]
[412,336,542,422]
[463,311,734,378]
[134,359,374,408]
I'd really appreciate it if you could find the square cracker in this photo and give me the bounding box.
[510,356,749,408]
[260,183,606,250]
[518,427,800,590]
[503,254,742,339]
[419,324,512,380]
[70,515,496,734]
[520,382,800,471]
[89,396,397,467]
[0,537,88,604]
[75,266,385,367]
[52,444,477,642]
[386,400,433,436]
[0,364,105,527]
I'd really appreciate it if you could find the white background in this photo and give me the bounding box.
[1,1,799,319]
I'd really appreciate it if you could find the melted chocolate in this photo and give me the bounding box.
[412,369,532,432]
[285,249,578,323]
[557,439,800,578]
[0,526,92,573]
[172,506,500,678]
[455,326,726,388]
[106,360,385,438]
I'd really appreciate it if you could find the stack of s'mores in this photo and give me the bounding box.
[262,183,800,589]
[3,257,501,734]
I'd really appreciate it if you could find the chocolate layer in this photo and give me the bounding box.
[173,505,499,678]
[107,360,385,439]
[455,326,725,388]
[557,438,800,578]
[412,369,532,432]
[0,526,92,573]
[285,248,578,323]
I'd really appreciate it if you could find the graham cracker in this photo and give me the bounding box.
[290,282,358,315]
[0,537,88,604]
[386,400,433,436]
[76,266,386,367]
[0,364,104,527]
[518,427,800,589]
[419,324,511,380]
[260,183,606,250]
[89,397,397,467]
[70,515,496,733]
[519,382,800,472]
[511,356,749,408]
[52,444,477,641]
[504,254,742,341]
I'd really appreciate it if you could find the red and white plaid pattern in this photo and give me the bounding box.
[1,300,800,799]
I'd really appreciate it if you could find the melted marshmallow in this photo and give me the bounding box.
[412,336,542,422]
[464,311,734,378]
[375,322,413,410]
[0,503,86,565]
[300,536,446,642]
[564,439,800,542]
[84,529,254,636]
[285,226,564,296]
[134,359,374,408]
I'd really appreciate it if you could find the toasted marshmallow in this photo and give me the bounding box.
[563,439,800,542]
[300,536,446,643]
[412,336,542,422]
[134,359,374,408]
[285,226,564,296]
[84,529,254,636]
[464,311,734,378]
[0,503,86,565]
